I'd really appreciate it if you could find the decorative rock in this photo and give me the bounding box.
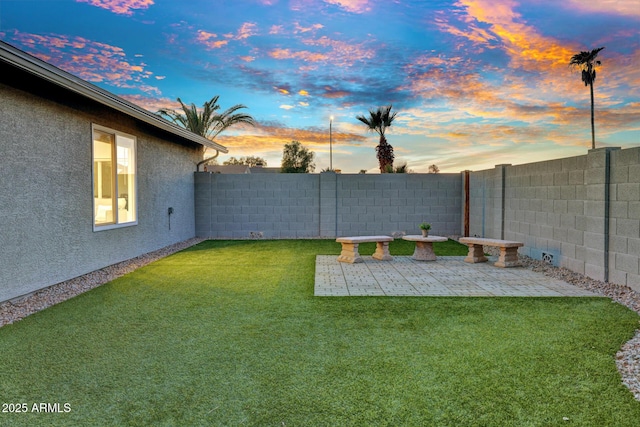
[0,238,205,328]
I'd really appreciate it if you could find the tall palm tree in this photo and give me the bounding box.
[569,47,604,149]
[157,95,256,140]
[356,105,398,173]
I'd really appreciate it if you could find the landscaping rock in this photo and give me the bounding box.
[0,238,204,328]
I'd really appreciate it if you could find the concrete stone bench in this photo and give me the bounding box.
[459,237,524,268]
[336,236,394,264]
[402,235,448,261]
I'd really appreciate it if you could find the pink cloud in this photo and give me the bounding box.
[196,23,257,50]
[214,121,366,153]
[268,35,374,68]
[7,31,160,94]
[324,0,371,13]
[269,25,285,35]
[400,47,640,153]
[294,23,324,34]
[434,15,496,49]
[120,94,173,112]
[438,0,576,71]
[269,48,328,62]
[303,36,375,66]
[237,22,258,40]
[435,0,639,117]
[76,0,154,16]
[322,86,351,98]
[196,30,229,49]
[566,0,640,18]
[606,49,640,92]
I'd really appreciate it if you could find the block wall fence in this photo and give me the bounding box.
[194,173,462,239]
[195,146,639,291]
[465,146,640,291]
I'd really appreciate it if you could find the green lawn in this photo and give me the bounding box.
[1,239,639,426]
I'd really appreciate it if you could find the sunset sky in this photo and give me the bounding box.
[1,0,638,173]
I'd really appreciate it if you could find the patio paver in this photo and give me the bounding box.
[314,256,599,297]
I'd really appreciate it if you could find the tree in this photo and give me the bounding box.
[393,163,411,173]
[157,96,256,170]
[157,95,256,140]
[356,105,398,173]
[428,164,440,174]
[569,47,604,149]
[384,163,411,173]
[281,141,315,173]
[223,156,267,167]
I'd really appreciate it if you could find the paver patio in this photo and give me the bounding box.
[315,256,599,297]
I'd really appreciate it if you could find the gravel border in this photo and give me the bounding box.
[1,241,638,400]
[0,238,205,328]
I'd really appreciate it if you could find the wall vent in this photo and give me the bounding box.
[541,252,554,264]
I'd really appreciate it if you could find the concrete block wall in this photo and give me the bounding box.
[609,147,640,289]
[195,172,462,239]
[503,154,591,276]
[467,146,640,291]
[333,174,461,237]
[196,173,321,238]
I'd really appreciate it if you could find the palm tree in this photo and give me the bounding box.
[569,47,604,149]
[158,95,256,139]
[356,105,398,172]
[157,96,256,170]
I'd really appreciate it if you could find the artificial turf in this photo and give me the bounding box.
[1,239,639,426]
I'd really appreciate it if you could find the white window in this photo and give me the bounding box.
[92,125,137,230]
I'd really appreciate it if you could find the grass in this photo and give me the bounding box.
[1,239,639,426]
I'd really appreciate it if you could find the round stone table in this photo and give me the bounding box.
[402,235,448,261]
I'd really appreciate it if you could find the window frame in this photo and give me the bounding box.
[91,124,138,231]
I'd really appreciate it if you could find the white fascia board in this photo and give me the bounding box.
[0,41,228,153]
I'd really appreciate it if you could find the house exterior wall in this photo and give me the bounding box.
[195,172,462,239]
[0,81,200,303]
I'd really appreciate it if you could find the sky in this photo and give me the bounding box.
[1,0,639,173]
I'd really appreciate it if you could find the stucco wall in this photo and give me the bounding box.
[0,82,200,303]
[195,172,462,239]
